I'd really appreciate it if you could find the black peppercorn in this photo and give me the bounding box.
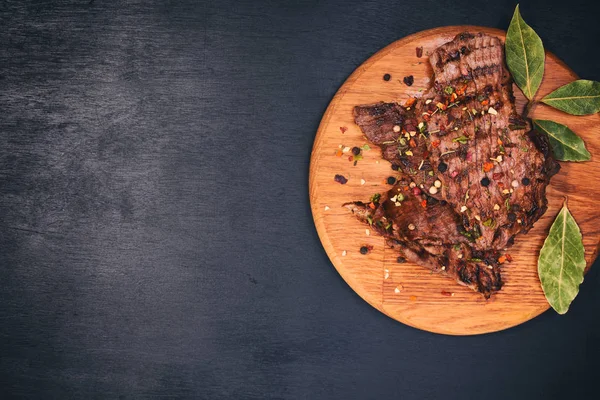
[383,73,391,81]
[438,162,448,173]
[480,177,490,187]
[403,75,414,86]
[360,246,369,255]
[352,146,361,156]
[397,256,406,263]
[391,164,399,171]
[387,176,396,185]
[521,177,530,186]
[507,213,516,222]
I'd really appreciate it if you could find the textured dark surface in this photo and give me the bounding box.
[1,0,599,398]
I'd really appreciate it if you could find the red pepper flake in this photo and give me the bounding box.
[498,255,507,264]
[416,46,423,58]
[506,254,513,262]
[368,202,376,210]
[483,162,494,173]
[492,172,504,180]
[431,140,440,148]
[422,150,430,159]
[497,138,503,145]
[456,84,467,95]
[339,126,348,134]
[420,199,427,208]
[481,100,489,106]
[334,174,348,184]
[409,138,417,148]
[403,186,410,191]
[348,156,353,162]
[405,97,417,107]
[497,182,505,188]
[441,290,453,297]
[335,149,343,157]
[423,114,431,122]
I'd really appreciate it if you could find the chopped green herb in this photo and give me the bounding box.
[370,193,381,203]
[453,244,461,251]
[483,218,496,228]
[444,86,454,95]
[453,135,469,144]
[367,215,373,226]
[468,258,483,262]
[505,198,511,211]
[361,144,371,151]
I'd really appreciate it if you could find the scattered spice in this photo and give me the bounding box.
[410,295,417,301]
[335,149,342,157]
[403,75,414,86]
[359,245,372,255]
[387,176,396,185]
[408,223,416,231]
[352,146,361,156]
[483,162,494,172]
[511,180,519,188]
[334,174,348,184]
[342,250,347,256]
[416,46,423,57]
[521,177,530,186]
[383,73,391,81]
[431,140,441,148]
[324,206,330,211]
[441,290,454,297]
[434,180,442,188]
[360,179,366,185]
[393,125,401,133]
[437,162,448,173]
[420,199,427,208]
[405,97,416,107]
[339,126,348,134]
[444,86,454,95]
[480,177,490,187]
[498,255,507,264]
[429,186,438,195]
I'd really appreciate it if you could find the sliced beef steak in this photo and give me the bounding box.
[344,172,502,297]
[349,32,559,296]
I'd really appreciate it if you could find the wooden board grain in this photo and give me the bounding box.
[309,26,600,335]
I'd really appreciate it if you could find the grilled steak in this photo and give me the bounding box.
[349,32,559,296]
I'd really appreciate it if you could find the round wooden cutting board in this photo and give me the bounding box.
[309,26,600,335]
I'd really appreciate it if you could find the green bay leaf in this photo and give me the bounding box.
[532,119,591,161]
[538,201,586,314]
[541,79,600,115]
[505,5,545,100]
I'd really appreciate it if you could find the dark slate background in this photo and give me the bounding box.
[1,0,599,398]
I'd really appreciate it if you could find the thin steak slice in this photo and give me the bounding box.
[344,172,502,297]
[349,32,559,296]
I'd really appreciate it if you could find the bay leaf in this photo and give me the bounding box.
[532,119,591,161]
[541,79,600,115]
[538,200,586,314]
[505,5,545,100]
